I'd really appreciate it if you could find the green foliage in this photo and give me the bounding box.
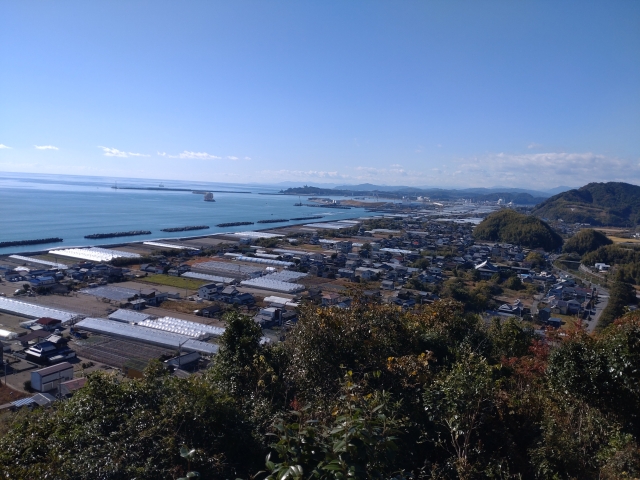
[265,374,405,480]
[423,351,501,478]
[525,251,546,268]
[0,368,259,479]
[583,244,640,285]
[563,228,613,256]
[3,299,640,479]
[255,237,281,248]
[532,181,640,226]
[503,275,524,291]
[597,281,637,330]
[473,209,563,251]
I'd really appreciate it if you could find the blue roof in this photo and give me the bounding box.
[11,397,35,408]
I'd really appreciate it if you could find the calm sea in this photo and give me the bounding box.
[0,172,375,254]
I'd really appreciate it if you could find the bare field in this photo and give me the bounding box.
[140,274,207,291]
[607,236,640,244]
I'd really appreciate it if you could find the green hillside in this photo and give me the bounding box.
[473,209,563,251]
[532,182,640,226]
[563,228,613,256]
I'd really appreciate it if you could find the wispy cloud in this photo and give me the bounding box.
[527,142,543,149]
[34,145,58,150]
[449,151,638,188]
[261,169,346,179]
[99,146,149,158]
[244,156,251,160]
[158,150,221,160]
[227,156,238,160]
[0,144,11,149]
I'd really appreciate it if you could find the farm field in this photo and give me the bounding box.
[141,274,207,291]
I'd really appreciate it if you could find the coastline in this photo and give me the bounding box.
[0,213,372,257]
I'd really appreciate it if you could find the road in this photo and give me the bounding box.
[552,261,609,333]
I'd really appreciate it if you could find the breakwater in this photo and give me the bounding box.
[290,216,323,221]
[112,186,251,193]
[0,237,63,249]
[84,231,152,239]
[304,203,351,209]
[160,225,209,232]
[216,221,254,227]
[257,219,289,224]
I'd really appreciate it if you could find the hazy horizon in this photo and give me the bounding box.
[1,2,639,188]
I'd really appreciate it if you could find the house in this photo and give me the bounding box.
[338,268,355,279]
[127,298,147,310]
[253,307,281,327]
[29,276,56,287]
[475,260,499,279]
[356,268,377,281]
[4,270,22,282]
[219,285,239,302]
[232,292,255,306]
[538,307,552,323]
[30,362,74,392]
[31,392,57,408]
[164,352,201,371]
[35,317,62,331]
[545,317,563,328]
[197,305,222,318]
[198,283,220,301]
[381,280,395,290]
[59,377,86,397]
[321,293,341,306]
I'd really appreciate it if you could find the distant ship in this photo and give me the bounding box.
[159,183,165,188]
[204,192,215,202]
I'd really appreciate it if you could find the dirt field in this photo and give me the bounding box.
[607,236,640,244]
[141,274,207,291]
[0,384,27,404]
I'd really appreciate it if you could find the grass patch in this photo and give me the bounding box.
[141,274,207,291]
[33,254,73,265]
[607,236,640,244]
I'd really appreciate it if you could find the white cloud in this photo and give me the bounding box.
[390,163,402,168]
[177,151,221,160]
[158,150,221,160]
[227,156,238,160]
[244,156,251,160]
[0,144,11,149]
[527,142,543,149]
[450,151,639,188]
[99,146,149,158]
[34,145,58,150]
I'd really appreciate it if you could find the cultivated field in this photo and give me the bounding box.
[141,275,207,291]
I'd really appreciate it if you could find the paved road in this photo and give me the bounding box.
[552,262,609,333]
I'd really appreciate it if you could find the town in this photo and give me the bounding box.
[0,197,616,410]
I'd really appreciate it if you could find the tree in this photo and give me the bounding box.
[563,228,613,256]
[423,351,499,479]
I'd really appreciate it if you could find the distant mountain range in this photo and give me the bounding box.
[532,182,640,226]
[280,184,564,205]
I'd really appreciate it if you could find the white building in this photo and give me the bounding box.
[30,362,74,392]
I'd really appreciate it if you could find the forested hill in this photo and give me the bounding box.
[532,182,640,226]
[473,209,563,251]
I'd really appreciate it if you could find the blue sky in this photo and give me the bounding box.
[1,1,639,188]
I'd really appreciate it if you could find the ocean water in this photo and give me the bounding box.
[0,172,374,254]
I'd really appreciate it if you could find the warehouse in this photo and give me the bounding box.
[74,318,219,355]
[31,362,74,392]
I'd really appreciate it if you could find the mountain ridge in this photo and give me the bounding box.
[532,182,640,226]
